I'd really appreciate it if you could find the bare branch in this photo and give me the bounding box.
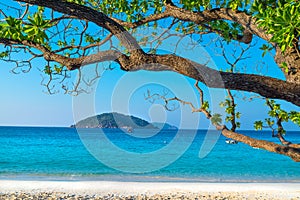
[18,3,29,19]
[146,84,300,162]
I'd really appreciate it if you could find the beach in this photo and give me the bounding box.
[1,127,300,199]
[1,181,300,199]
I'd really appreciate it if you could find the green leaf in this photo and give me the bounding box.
[265,118,274,126]
[289,111,300,126]
[278,110,289,121]
[280,62,289,73]
[268,110,277,117]
[0,51,9,58]
[44,65,52,75]
[254,121,263,130]
[211,114,222,125]
[225,106,234,114]
[219,102,226,108]
[281,43,287,52]
[201,101,210,110]
[54,65,62,74]
[225,116,233,122]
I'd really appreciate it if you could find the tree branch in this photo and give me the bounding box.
[8,0,300,106]
[15,0,144,55]
[68,51,300,107]
[110,3,270,44]
[145,85,300,162]
[266,99,300,148]
[127,54,300,106]
[227,89,237,132]
[111,11,171,29]
[164,4,271,43]
[221,128,300,162]
[4,35,298,105]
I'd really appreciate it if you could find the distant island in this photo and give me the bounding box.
[71,112,177,130]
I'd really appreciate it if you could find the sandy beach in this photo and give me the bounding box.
[1,180,300,199]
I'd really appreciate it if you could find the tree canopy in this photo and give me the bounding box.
[0,0,300,161]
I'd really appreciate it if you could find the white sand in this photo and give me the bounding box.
[1,180,300,198]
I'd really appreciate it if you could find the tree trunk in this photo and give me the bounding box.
[275,47,300,84]
[221,128,300,162]
[277,133,300,149]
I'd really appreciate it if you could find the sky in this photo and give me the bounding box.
[0,2,299,130]
[0,44,299,130]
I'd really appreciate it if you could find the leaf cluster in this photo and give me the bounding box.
[211,113,222,125]
[0,11,52,45]
[180,0,250,11]
[67,0,164,23]
[254,100,300,132]
[201,101,210,110]
[43,64,64,75]
[252,0,300,52]
[220,98,241,128]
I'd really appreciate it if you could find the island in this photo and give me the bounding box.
[71,112,177,130]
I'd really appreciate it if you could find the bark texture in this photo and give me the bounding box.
[275,47,300,84]
[221,127,300,162]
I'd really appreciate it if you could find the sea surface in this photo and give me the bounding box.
[0,126,299,182]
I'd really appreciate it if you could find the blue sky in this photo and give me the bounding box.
[0,2,298,130]
[0,51,298,130]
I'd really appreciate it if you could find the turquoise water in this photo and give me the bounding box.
[0,126,299,182]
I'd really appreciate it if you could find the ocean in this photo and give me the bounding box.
[0,126,299,182]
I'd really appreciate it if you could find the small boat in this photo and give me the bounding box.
[225,139,238,144]
[127,127,133,133]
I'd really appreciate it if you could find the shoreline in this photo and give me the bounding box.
[1,174,300,183]
[1,180,300,199]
